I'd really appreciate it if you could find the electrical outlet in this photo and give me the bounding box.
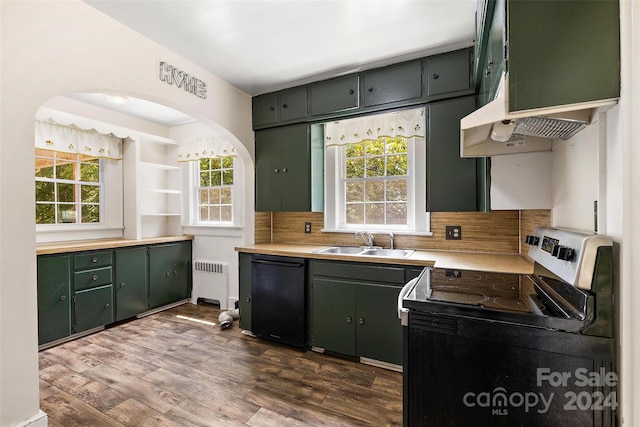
[304,222,312,234]
[445,225,462,240]
[445,269,462,278]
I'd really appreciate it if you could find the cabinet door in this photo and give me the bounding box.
[149,242,191,309]
[362,61,422,107]
[356,283,403,365]
[115,246,148,321]
[37,256,72,345]
[279,124,311,211]
[75,285,113,333]
[252,92,278,127]
[255,124,310,212]
[279,86,308,122]
[238,252,252,331]
[309,75,359,116]
[427,96,486,212]
[311,278,356,356]
[424,48,472,100]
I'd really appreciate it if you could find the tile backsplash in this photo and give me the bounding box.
[255,210,552,255]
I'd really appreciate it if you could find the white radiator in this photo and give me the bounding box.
[192,260,229,309]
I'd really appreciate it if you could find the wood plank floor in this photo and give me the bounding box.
[39,303,403,426]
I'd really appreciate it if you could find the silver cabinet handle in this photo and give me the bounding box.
[282,168,287,173]
[346,316,352,324]
[60,295,66,301]
[245,296,250,303]
[92,275,98,281]
[120,282,126,288]
[92,257,98,263]
[274,168,279,173]
[104,303,110,309]
[359,318,365,325]
[166,272,170,277]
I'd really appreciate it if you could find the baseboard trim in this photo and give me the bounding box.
[16,410,47,427]
[360,357,403,373]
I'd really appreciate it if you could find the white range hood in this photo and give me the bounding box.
[460,74,618,158]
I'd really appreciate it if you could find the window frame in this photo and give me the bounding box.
[323,115,430,235]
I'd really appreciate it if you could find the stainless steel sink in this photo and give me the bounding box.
[312,246,415,258]
[312,246,369,255]
[359,248,415,258]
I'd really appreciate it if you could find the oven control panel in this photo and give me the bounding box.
[526,227,612,289]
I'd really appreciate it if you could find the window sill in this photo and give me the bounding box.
[182,225,244,238]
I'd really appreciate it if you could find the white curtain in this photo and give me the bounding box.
[177,136,236,162]
[35,120,123,159]
[324,107,426,147]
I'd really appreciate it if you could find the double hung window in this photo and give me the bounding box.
[323,107,429,233]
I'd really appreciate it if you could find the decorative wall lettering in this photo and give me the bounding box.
[159,61,207,99]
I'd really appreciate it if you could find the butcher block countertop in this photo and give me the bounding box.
[235,243,534,275]
[37,235,193,255]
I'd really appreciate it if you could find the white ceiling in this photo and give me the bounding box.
[76,0,477,127]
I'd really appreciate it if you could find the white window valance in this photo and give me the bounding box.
[35,120,123,159]
[325,107,426,147]
[178,136,236,162]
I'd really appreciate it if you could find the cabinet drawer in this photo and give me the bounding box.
[312,261,405,285]
[424,48,473,99]
[74,266,113,291]
[74,251,113,269]
[362,61,422,107]
[309,75,359,116]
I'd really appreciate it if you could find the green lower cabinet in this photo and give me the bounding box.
[311,275,403,365]
[312,278,357,356]
[74,284,114,333]
[355,283,403,365]
[37,255,72,345]
[238,252,252,331]
[115,246,149,321]
[149,242,192,309]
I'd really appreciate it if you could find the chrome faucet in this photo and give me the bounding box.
[389,232,394,250]
[355,231,374,247]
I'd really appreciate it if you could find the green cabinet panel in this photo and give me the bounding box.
[238,252,252,331]
[252,87,308,128]
[252,93,278,127]
[311,277,357,356]
[37,255,72,345]
[477,0,506,107]
[427,96,489,212]
[309,75,360,116]
[255,124,310,212]
[313,261,405,284]
[279,86,308,122]
[149,242,191,309]
[362,60,422,108]
[74,266,113,291]
[507,0,619,111]
[356,283,403,365]
[75,284,113,333]
[424,48,473,100]
[115,246,148,321]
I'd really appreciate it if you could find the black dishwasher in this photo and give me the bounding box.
[251,254,306,348]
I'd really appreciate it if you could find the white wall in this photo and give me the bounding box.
[0,1,253,426]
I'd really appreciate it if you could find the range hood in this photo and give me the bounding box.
[460,74,618,158]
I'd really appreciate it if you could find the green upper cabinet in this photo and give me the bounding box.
[423,48,473,101]
[427,96,489,212]
[37,255,72,345]
[255,123,311,212]
[309,75,360,117]
[115,246,148,321]
[252,86,308,128]
[362,60,422,108]
[476,0,620,111]
[149,241,192,309]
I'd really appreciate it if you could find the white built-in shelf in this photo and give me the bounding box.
[141,188,181,194]
[140,161,180,171]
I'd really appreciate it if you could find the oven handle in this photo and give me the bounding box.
[398,278,418,326]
